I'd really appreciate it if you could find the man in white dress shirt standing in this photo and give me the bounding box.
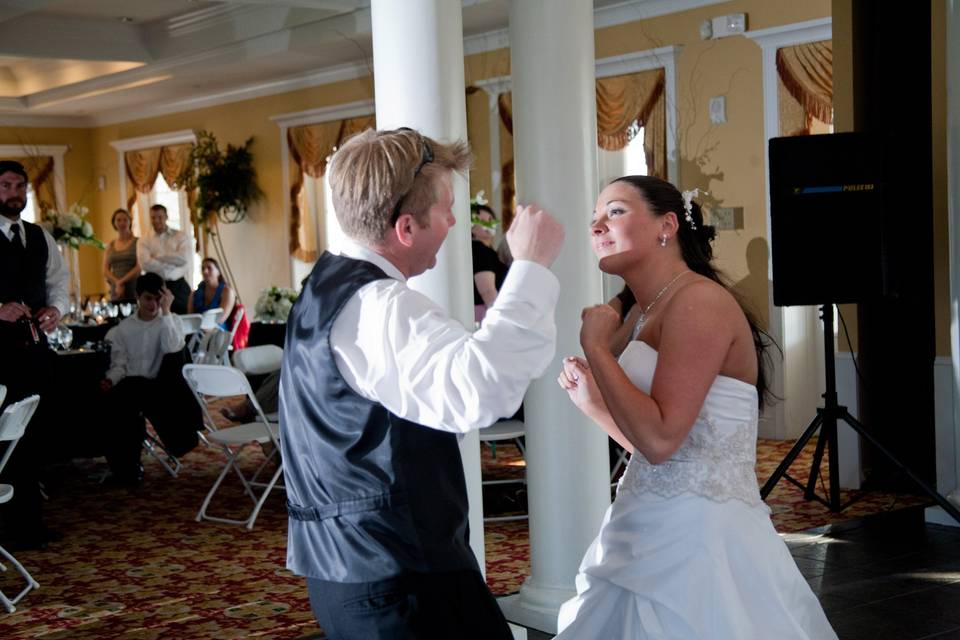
[279,128,564,639]
[136,204,192,314]
[0,160,69,549]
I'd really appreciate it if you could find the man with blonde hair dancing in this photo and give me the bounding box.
[279,127,564,639]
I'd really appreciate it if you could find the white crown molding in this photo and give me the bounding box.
[90,61,372,127]
[743,17,832,49]
[594,0,727,30]
[270,99,374,128]
[595,44,683,79]
[109,130,197,153]
[463,28,509,56]
[0,113,94,128]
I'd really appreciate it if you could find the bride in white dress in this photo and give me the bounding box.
[555,176,837,639]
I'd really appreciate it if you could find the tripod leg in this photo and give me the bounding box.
[761,414,823,499]
[840,410,960,524]
[804,417,829,500]
[827,416,842,510]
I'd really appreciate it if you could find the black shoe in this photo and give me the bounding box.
[104,464,144,488]
[1,526,62,551]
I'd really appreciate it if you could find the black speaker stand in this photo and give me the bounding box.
[760,304,960,524]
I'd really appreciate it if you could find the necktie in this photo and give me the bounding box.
[10,223,24,252]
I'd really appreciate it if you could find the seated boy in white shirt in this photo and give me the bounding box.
[100,272,200,484]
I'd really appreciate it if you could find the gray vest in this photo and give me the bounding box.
[279,252,477,582]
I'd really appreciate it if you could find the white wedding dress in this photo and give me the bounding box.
[556,341,837,640]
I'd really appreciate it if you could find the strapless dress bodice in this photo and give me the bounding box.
[617,341,764,507]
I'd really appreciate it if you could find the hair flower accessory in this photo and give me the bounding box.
[680,188,707,230]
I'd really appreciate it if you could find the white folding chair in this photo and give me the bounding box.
[199,308,223,331]
[194,329,232,365]
[180,314,204,361]
[182,364,283,530]
[479,419,527,523]
[222,306,244,364]
[0,393,41,613]
[232,344,282,422]
[232,344,282,375]
[611,444,631,487]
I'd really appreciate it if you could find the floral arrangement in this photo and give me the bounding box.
[469,190,498,230]
[255,286,299,322]
[174,129,263,226]
[41,203,105,249]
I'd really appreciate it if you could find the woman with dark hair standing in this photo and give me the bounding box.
[187,257,235,330]
[556,176,835,639]
[102,208,140,302]
[471,203,507,323]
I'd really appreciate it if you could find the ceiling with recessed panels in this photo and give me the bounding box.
[0,0,715,126]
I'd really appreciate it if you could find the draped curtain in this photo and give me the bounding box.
[287,115,376,259]
[596,68,666,178]
[125,143,197,247]
[491,67,669,226]
[776,40,833,136]
[0,155,56,214]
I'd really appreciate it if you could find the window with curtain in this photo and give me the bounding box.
[287,114,374,285]
[124,143,200,287]
[291,171,345,286]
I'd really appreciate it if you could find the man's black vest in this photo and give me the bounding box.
[279,251,477,582]
[0,220,48,312]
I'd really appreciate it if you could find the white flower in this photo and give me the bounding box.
[82,221,93,237]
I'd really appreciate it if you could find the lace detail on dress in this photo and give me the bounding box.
[618,411,764,507]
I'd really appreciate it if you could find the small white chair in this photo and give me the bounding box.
[199,308,223,331]
[479,419,527,523]
[0,392,41,613]
[232,344,282,375]
[194,329,232,365]
[182,364,283,530]
[611,444,631,487]
[232,344,282,422]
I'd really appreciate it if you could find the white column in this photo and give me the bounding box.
[487,90,503,220]
[928,0,960,526]
[497,0,611,634]
[370,0,485,565]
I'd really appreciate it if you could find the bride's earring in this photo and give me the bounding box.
[659,235,668,248]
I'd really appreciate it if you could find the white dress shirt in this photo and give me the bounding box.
[104,313,185,384]
[0,215,70,315]
[330,240,559,434]
[137,228,192,282]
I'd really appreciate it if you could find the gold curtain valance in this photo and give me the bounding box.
[776,40,833,126]
[492,67,668,183]
[1,155,56,213]
[124,148,162,210]
[287,114,378,260]
[595,68,664,151]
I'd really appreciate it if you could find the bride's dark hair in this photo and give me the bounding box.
[612,175,778,408]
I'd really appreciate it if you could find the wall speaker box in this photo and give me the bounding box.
[769,132,887,307]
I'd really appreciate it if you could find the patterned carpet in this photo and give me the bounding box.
[0,432,931,639]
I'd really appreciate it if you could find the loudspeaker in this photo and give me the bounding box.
[769,132,887,306]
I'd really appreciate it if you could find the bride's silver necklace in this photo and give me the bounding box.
[630,270,691,340]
